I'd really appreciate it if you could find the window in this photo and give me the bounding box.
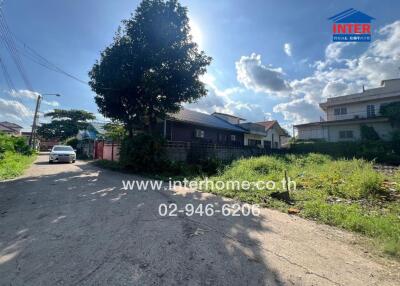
[218,133,226,142]
[230,135,236,141]
[263,140,271,148]
[334,107,347,116]
[339,130,353,139]
[367,105,375,118]
[195,129,204,138]
[248,139,261,146]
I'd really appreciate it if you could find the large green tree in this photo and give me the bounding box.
[37,109,95,141]
[89,0,211,136]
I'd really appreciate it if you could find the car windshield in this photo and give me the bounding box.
[53,146,73,152]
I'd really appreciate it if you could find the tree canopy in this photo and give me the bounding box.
[89,0,211,136]
[380,102,400,127]
[103,121,126,141]
[37,109,95,141]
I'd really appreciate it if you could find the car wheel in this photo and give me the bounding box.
[49,160,53,164]
[72,160,76,163]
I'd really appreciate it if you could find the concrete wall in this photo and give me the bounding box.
[102,143,120,161]
[164,143,285,162]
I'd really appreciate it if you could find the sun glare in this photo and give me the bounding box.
[189,19,203,47]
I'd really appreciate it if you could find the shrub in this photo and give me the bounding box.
[291,141,400,165]
[119,134,167,172]
[380,102,400,127]
[0,133,32,156]
[65,137,79,149]
[360,125,380,141]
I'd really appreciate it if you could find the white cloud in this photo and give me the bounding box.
[8,90,60,107]
[235,53,291,94]
[284,43,292,57]
[273,98,322,124]
[42,100,59,107]
[273,20,400,125]
[186,74,271,122]
[0,98,33,123]
[8,89,40,100]
[325,42,352,60]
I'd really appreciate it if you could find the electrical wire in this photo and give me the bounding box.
[0,11,33,91]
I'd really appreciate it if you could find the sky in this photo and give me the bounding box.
[0,0,400,132]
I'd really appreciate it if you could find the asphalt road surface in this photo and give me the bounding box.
[0,154,399,285]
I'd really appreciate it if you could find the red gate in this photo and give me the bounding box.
[94,140,104,159]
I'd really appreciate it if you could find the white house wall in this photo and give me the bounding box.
[297,121,395,142]
[326,98,400,121]
[297,125,326,140]
[244,133,265,147]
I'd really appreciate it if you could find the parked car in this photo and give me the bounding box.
[49,145,76,163]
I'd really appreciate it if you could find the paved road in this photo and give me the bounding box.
[0,155,399,286]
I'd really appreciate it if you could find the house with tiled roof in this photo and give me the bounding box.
[244,120,290,149]
[159,109,290,148]
[0,121,23,135]
[161,109,246,146]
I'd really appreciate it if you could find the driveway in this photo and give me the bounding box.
[0,154,399,285]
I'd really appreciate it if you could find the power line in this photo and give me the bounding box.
[18,42,88,85]
[0,10,33,91]
[0,55,14,90]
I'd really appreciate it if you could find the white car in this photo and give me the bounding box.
[49,145,76,164]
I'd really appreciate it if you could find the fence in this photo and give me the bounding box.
[164,141,286,162]
[94,140,120,161]
[94,140,286,163]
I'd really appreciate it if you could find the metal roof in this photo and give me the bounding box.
[169,109,246,132]
[239,122,267,135]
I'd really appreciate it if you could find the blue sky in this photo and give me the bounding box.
[1,0,400,131]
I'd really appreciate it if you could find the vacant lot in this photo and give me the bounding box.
[201,153,400,258]
[1,154,400,285]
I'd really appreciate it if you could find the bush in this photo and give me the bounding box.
[65,137,79,149]
[380,102,400,127]
[291,141,400,165]
[360,125,380,141]
[0,133,32,156]
[0,133,35,180]
[119,134,168,172]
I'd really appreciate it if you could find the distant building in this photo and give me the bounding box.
[236,121,290,149]
[294,78,400,142]
[0,121,23,135]
[162,109,245,146]
[159,109,290,148]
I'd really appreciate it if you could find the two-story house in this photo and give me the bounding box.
[294,78,400,142]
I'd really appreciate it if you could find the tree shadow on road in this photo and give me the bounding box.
[0,161,283,285]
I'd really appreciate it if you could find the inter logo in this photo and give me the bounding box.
[329,8,374,42]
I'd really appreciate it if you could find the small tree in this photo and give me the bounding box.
[89,0,211,136]
[103,122,126,141]
[37,109,95,141]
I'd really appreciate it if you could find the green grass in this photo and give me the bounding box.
[199,153,400,258]
[0,151,36,180]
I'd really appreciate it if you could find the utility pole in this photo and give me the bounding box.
[29,93,61,149]
[29,94,42,148]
